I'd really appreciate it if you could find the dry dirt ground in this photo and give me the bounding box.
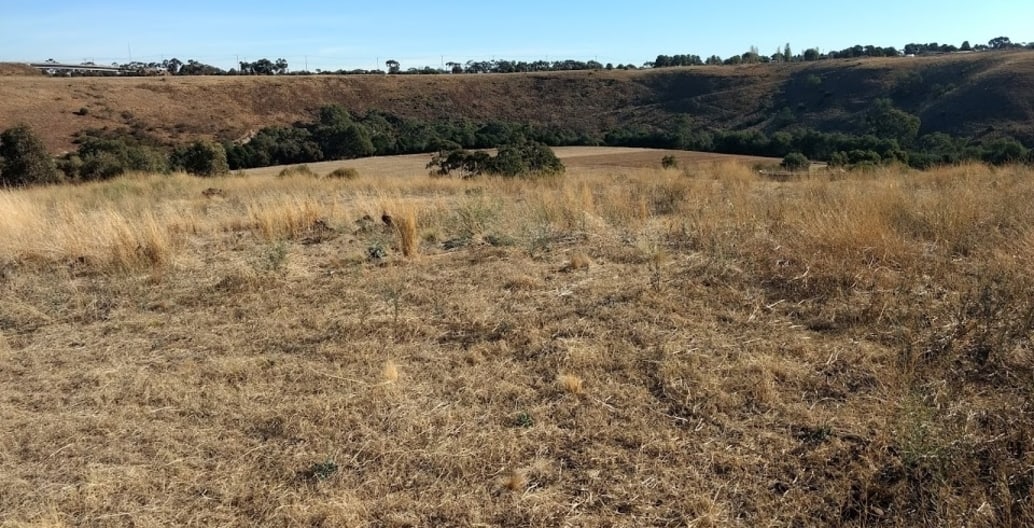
[1,156,1032,526]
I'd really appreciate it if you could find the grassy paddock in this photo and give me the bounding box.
[1,162,1032,526]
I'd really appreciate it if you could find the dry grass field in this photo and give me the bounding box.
[2,151,1033,526]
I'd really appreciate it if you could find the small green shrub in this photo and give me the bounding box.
[263,241,289,272]
[661,155,678,169]
[301,459,338,482]
[514,412,534,428]
[781,152,810,172]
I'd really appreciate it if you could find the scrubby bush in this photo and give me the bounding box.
[427,149,492,178]
[0,124,60,187]
[73,136,169,180]
[661,155,678,169]
[277,164,318,178]
[847,149,883,166]
[428,140,564,178]
[781,152,810,171]
[171,139,229,176]
[326,167,360,179]
[982,137,1029,166]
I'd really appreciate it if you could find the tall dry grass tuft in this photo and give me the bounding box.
[501,469,528,492]
[0,190,176,269]
[394,208,419,259]
[247,196,326,241]
[558,374,584,395]
[382,360,399,383]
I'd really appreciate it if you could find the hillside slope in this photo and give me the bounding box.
[1,51,1033,153]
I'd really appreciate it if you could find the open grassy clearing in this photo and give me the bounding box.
[243,147,780,178]
[1,157,1033,526]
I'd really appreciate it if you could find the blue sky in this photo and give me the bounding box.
[0,1,1030,71]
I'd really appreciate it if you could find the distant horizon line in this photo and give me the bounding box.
[6,35,1030,72]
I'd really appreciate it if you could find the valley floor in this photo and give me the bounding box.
[1,153,1032,526]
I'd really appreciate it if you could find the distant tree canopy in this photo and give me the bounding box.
[989,36,1014,50]
[653,54,703,68]
[239,58,289,75]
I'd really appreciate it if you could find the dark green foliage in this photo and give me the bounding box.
[492,141,565,177]
[781,152,809,171]
[514,412,534,428]
[75,136,168,180]
[427,149,492,178]
[661,155,678,169]
[847,149,882,166]
[311,105,374,159]
[653,54,704,68]
[865,99,921,147]
[428,140,564,179]
[301,460,338,482]
[238,58,288,75]
[829,151,849,167]
[0,124,60,187]
[171,140,229,176]
[226,126,322,168]
[982,137,1029,166]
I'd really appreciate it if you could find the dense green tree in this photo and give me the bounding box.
[0,124,59,187]
[982,137,1028,165]
[988,36,1013,50]
[865,99,920,147]
[427,149,492,178]
[781,152,809,171]
[427,140,563,178]
[492,140,565,177]
[75,137,168,180]
[334,125,376,159]
[171,140,229,176]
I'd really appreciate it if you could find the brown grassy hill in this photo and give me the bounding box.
[1,51,1033,153]
[0,63,40,76]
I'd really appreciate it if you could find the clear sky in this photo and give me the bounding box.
[1,1,1030,71]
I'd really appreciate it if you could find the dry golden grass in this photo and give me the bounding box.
[557,374,585,395]
[2,156,1034,526]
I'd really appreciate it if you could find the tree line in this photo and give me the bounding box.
[652,37,1031,68]
[43,36,1033,78]
[3,97,1030,188]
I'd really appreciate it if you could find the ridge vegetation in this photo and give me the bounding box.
[2,49,1034,185]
